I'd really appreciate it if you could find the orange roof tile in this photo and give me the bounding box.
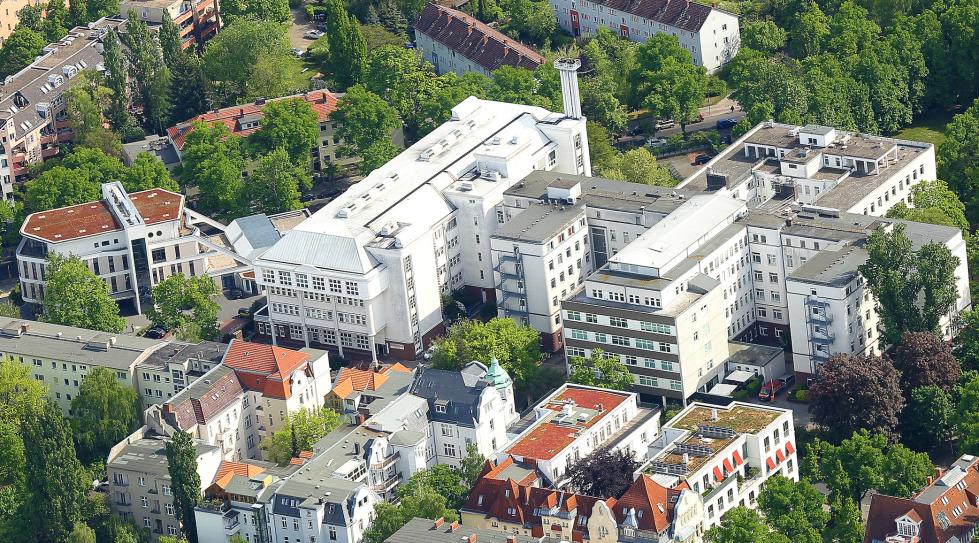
[222,339,311,400]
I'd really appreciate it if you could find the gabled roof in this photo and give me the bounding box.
[332,367,396,399]
[165,365,244,428]
[166,90,339,150]
[258,229,379,274]
[414,3,544,73]
[212,461,266,490]
[221,339,311,400]
[614,475,688,533]
[864,455,979,543]
[581,0,724,33]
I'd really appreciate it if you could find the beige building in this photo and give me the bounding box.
[121,0,219,50]
[0,0,41,46]
[135,340,227,408]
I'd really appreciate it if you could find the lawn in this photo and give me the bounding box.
[895,109,956,147]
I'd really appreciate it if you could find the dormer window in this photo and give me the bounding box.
[436,404,446,413]
[896,515,920,536]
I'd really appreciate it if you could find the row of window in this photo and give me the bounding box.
[261,270,360,296]
[564,311,675,335]
[566,328,675,352]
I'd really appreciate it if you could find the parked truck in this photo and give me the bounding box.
[758,379,784,402]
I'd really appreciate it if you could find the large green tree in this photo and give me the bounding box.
[858,223,959,347]
[166,431,202,543]
[65,70,123,157]
[886,180,969,231]
[41,254,125,333]
[431,318,541,393]
[177,121,246,219]
[0,27,46,78]
[628,34,708,134]
[122,11,172,133]
[568,349,633,391]
[147,274,220,340]
[248,98,319,168]
[168,52,208,123]
[954,374,979,454]
[247,149,306,214]
[704,507,789,543]
[159,12,183,66]
[333,85,402,173]
[70,367,141,464]
[756,476,828,543]
[938,99,979,223]
[102,30,139,138]
[0,357,47,542]
[19,400,86,543]
[322,0,367,89]
[902,384,953,452]
[261,407,341,465]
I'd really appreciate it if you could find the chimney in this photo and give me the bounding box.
[434,518,445,529]
[935,467,945,480]
[711,408,719,421]
[506,536,517,543]
[450,522,460,532]
[468,534,477,543]
[683,453,690,465]
[553,58,582,120]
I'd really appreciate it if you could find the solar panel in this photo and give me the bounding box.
[648,462,688,476]
[676,443,713,457]
[698,424,737,439]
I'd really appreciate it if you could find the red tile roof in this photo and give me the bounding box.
[212,461,266,489]
[581,0,717,33]
[221,339,311,400]
[165,366,244,428]
[414,3,544,73]
[614,475,688,533]
[166,90,339,150]
[21,188,183,243]
[331,366,405,399]
[865,457,979,543]
[505,385,630,460]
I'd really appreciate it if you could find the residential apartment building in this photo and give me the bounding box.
[0,18,126,197]
[253,67,590,361]
[166,90,396,177]
[0,0,41,46]
[864,455,979,543]
[386,517,567,543]
[644,401,797,530]
[121,0,219,50]
[414,3,544,77]
[150,339,332,461]
[0,317,162,412]
[502,383,659,487]
[17,182,253,313]
[136,340,227,407]
[549,0,740,72]
[107,426,223,541]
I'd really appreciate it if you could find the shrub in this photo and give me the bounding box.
[794,389,808,402]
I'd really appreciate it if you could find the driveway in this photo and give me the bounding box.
[123,289,265,336]
[287,5,318,50]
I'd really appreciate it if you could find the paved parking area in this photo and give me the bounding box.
[287,5,318,50]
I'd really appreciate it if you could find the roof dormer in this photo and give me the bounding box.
[895,512,921,538]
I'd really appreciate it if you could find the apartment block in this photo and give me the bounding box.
[865,455,979,543]
[502,383,659,486]
[414,3,544,77]
[107,426,223,541]
[121,0,219,50]
[17,182,256,313]
[549,0,740,72]
[166,90,399,177]
[149,339,332,461]
[254,71,590,361]
[136,340,227,407]
[0,0,42,46]
[0,18,126,198]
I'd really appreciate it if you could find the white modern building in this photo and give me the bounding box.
[549,0,740,72]
[253,62,590,361]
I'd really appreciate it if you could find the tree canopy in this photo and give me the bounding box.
[177,121,246,219]
[70,367,141,465]
[147,273,220,340]
[568,349,633,391]
[333,85,403,173]
[566,448,639,498]
[431,318,541,393]
[41,254,125,333]
[261,407,342,465]
[166,431,202,543]
[808,353,904,441]
[248,98,320,168]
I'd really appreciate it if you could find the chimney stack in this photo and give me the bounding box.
[554,58,582,120]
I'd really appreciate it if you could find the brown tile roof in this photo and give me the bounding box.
[221,339,311,400]
[166,90,339,151]
[331,366,404,399]
[20,188,183,243]
[864,457,979,543]
[414,3,544,73]
[212,460,266,489]
[583,0,716,32]
[165,365,244,428]
[614,475,688,533]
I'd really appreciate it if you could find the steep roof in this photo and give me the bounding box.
[577,0,724,33]
[165,365,244,428]
[221,339,311,400]
[614,475,688,533]
[864,455,979,543]
[410,365,490,428]
[414,3,544,73]
[166,90,339,150]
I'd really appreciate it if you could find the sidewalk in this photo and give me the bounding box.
[700,96,740,119]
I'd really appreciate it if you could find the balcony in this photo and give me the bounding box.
[41,146,59,159]
[810,330,834,345]
[39,133,57,144]
[808,311,833,325]
[372,473,402,493]
[370,452,400,471]
[805,297,829,307]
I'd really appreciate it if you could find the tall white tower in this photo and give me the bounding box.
[554,58,582,120]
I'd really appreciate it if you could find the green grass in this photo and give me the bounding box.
[895,110,956,147]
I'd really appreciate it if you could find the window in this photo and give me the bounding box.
[609,316,628,328]
[330,527,337,541]
[566,311,581,321]
[444,443,457,457]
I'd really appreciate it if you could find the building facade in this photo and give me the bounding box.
[414,3,544,77]
[549,0,740,72]
[121,0,219,50]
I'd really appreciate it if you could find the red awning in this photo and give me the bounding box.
[785,441,795,455]
[732,450,744,466]
[766,457,776,470]
[723,458,734,474]
[775,449,786,463]
[713,466,723,482]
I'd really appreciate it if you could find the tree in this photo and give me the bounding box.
[902,384,953,451]
[599,147,676,186]
[893,331,960,395]
[42,254,125,333]
[397,464,469,510]
[487,66,558,110]
[431,318,541,392]
[458,443,485,491]
[566,448,639,498]
[333,85,402,173]
[939,100,979,223]
[704,507,789,543]
[886,180,969,231]
[787,0,828,58]
[824,497,864,543]
[42,0,69,42]
[0,27,46,78]
[122,11,172,133]
[808,353,904,441]
[247,149,306,214]
[68,522,98,543]
[222,0,290,23]
[168,52,208,123]
[859,223,959,347]
[742,20,787,53]
[88,0,120,20]
[70,367,140,465]
[260,407,341,465]
[878,443,934,497]
[18,4,44,33]
[757,476,828,543]
[125,153,180,192]
[68,0,88,27]
[147,274,220,339]
[954,310,979,372]
[580,75,628,135]
[363,485,457,543]
[248,99,319,168]
[0,357,47,541]
[568,349,633,391]
[587,121,619,175]
[166,431,201,543]
[628,34,708,134]
[505,0,555,46]
[202,18,303,107]
[19,400,86,543]
[102,30,139,137]
[65,70,123,156]
[954,375,979,454]
[323,0,367,89]
[159,12,183,66]
[177,121,246,219]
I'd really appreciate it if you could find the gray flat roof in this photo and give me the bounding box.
[140,340,227,369]
[788,244,866,287]
[725,341,783,367]
[109,432,218,476]
[388,517,560,543]
[507,170,697,215]
[0,317,161,370]
[493,201,584,244]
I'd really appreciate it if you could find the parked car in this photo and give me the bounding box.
[655,118,675,130]
[693,153,714,165]
[303,29,324,39]
[226,288,245,300]
[145,326,167,339]
[758,379,785,402]
[715,118,738,129]
[237,307,253,319]
[292,48,304,57]
[646,137,668,148]
[778,374,795,388]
